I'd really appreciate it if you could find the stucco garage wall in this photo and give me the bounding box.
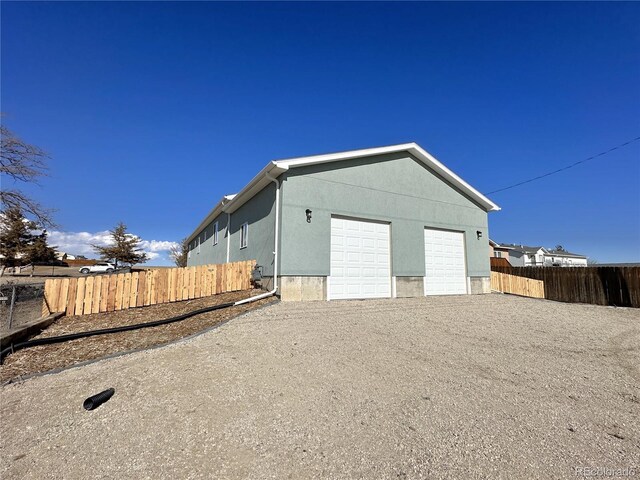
[279,152,490,279]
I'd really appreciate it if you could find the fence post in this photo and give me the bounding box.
[8,285,16,329]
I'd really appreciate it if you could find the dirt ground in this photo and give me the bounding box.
[1,289,275,382]
[1,294,638,479]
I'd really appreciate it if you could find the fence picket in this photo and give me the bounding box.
[42,279,53,317]
[56,278,69,314]
[114,275,125,311]
[75,277,86,315]
[91,276,102,314]
[66,278,78,316]
[129,272,139,308]
[100,276,109,312]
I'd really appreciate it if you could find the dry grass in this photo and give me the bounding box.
[1,289,275,382]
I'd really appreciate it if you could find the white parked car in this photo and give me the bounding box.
[79,262,116,274]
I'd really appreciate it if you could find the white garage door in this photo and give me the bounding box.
[424,228,467,295]
[329,217,391,300]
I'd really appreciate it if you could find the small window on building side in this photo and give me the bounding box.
[494,251,502,258]
[213,222,219,245]
[240,222,248,249]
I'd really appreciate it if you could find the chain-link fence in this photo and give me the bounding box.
[1,283,46,332]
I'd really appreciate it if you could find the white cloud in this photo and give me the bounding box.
[48,230,179,265]
[139,240,179,252]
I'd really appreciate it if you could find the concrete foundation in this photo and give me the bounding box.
[278,276,327,302]
[263,275,489,300]
[395,276,424,298]
[469,276,491,294]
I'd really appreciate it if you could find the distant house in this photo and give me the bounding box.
[55,252,76,261]
[544,248,588,267]
[489,239,512,261]
[504,244,588,267]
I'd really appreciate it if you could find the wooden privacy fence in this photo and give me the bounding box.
[42,260,255,317]
[490,272,545,299]
[491,266,640,308]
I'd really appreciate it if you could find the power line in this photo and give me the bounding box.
[485,136,640,195]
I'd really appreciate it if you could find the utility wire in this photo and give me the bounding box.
[485,136,640,195]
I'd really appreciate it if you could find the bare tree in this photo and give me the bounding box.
[1,123,56,228]
[170,237,188,267]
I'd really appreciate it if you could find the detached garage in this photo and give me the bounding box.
[186,143,500,301]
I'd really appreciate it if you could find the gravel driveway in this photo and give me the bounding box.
[1,294,638,479]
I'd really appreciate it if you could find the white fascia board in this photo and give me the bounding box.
[274,142,500,212]
[489,239,513,249]
[273,143,418,168]
[222,161,289,214]
[186,195,234,244]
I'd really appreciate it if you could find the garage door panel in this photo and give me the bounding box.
[330,217,391,300]
[424,228,467,296]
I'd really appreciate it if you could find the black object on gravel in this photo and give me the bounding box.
[83,388,115,410]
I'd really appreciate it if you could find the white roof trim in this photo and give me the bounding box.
[187,143,500,243]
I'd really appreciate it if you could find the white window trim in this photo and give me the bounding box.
[197,237,201,254]
[213,222,219,246]
[240,222,248,249]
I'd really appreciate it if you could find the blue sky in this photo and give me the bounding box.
[2,2,639,264]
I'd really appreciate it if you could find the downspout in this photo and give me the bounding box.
[265,173,281,293]
[226,212,231,263]
[222,171,281,306]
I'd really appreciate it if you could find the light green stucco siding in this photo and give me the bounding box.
[227,183,277,276]
[279,152,490,278]
[187,184,277,277]
[187,213,228,266]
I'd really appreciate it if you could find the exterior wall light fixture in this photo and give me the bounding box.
[477,230,483,239]
[306,209,312,223]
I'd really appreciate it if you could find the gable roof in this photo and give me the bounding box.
[546,249,587,258]
[187,143,500,243]
[489,239,513,250]
[503,244,547,255]
[503,244,587,259]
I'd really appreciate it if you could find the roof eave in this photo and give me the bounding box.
[222,161,289,214]
[186,194,235,244]
[408,144,500,212]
